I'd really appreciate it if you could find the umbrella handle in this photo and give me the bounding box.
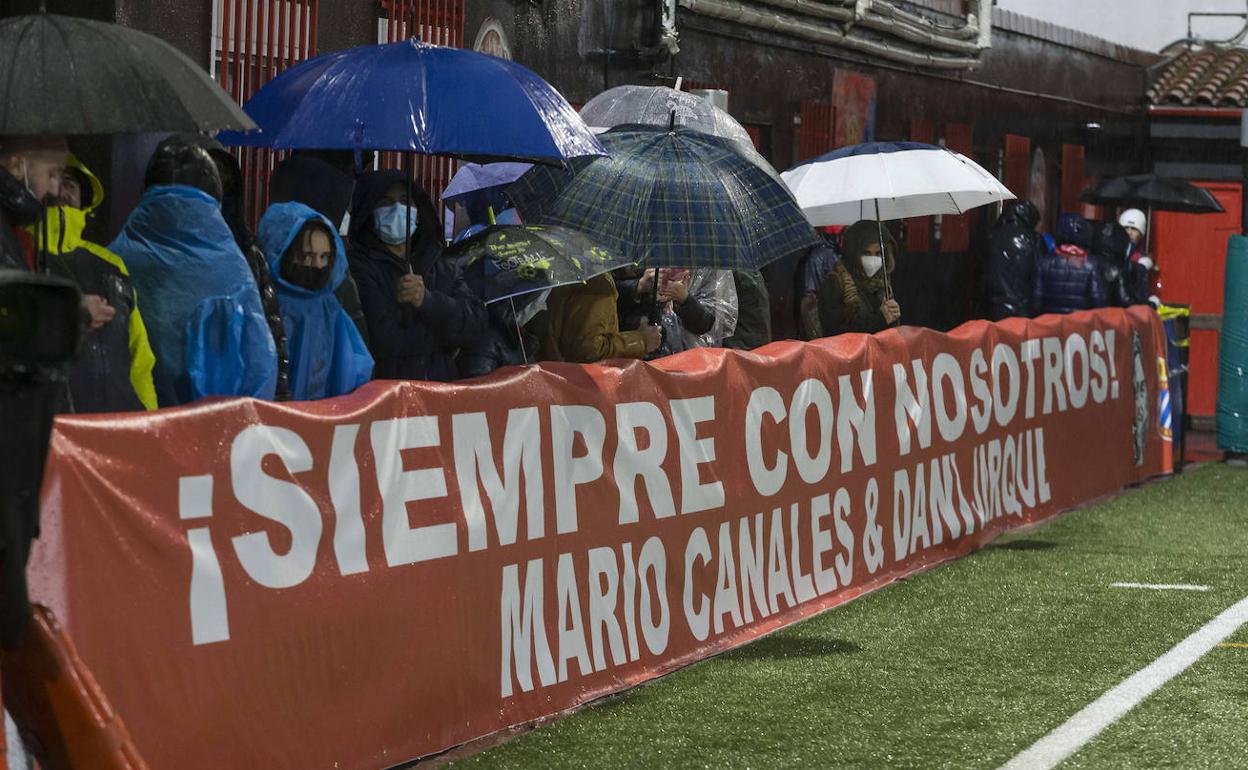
[873,201,896,304]
[646,270,668,354]
[648,269,661,324]
[405,151,415,275]
[1146,204,1153,260]
[872,200,900,327]
[510,296,529,364]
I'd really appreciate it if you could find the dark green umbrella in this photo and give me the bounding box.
[508,124,821,270]
[449,224,634,303]
[0,12,254,134]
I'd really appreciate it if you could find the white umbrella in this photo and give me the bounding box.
[781,141,1015,301]
[781,141,1014,226]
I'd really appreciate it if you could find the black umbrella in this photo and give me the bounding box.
[1081,174,1225,256]
[1080,175,1225,214]
[0,12,254,134]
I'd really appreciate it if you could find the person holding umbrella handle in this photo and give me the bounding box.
[348,170,488,382]
[816,220,901,336]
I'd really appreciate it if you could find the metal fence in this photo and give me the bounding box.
[212,0,320,230]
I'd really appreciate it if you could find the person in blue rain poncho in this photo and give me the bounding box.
[256,202,373,400]
[109,136,277,406]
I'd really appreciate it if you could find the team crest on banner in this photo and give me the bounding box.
[1131,331,1147,466]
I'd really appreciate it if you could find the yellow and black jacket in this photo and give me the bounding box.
[33,157,157,412]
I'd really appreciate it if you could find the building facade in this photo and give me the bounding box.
[1145,43,1247,423]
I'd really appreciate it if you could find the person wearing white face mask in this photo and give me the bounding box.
[346,170,487,381]
[815,219,901,336]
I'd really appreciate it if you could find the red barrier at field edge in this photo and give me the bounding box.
[27,308,1169,770]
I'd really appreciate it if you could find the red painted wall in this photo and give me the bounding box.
[1153,182,1244,417]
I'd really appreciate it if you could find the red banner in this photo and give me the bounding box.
[29,308,1169,770]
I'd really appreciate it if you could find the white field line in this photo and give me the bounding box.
[1000,594,1248,770]
[1110,583,1211,592]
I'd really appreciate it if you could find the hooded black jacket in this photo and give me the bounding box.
[723,269,771,350]
[455,293,535,378]
[983,201,1045,320]
[348,170,487,381]
[0,168,44,646]
[1091,222,1150,307]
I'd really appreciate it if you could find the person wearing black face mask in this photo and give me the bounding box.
[268,150,371,347]
[257,202,373,400]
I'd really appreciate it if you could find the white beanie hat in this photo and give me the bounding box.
[1118,208,1147,235]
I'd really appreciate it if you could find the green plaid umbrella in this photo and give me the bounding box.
[449,224,634,303]
[508,124,820,269]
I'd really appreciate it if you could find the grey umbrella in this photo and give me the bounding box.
[579,85,775,173]
[0,12,255,134]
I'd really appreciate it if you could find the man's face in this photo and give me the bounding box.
[59,171,82,209]
[23,150,67,203]
[1125,226,1143,246]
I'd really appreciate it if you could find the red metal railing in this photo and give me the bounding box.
[215,0,319,231]
[1060,143,1086,216]
[1003,134,1031,210]
[906,117,936,252]
[940,122,974,253]
[797,100,834,165]
[378,0,466,209]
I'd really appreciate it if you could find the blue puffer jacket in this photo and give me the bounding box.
[1033,247,1107,315]
[1032,214,1107,315]
[257,202,374,401]
[110,185,277,405]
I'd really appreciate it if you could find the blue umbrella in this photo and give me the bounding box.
[218,40,604,164]
[442,162,532,224]
[443,162,533,203]
[444,160,531,200]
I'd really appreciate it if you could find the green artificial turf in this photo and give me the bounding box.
[453,464,1248,769]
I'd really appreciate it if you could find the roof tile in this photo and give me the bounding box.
[1149,46,1248,108]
